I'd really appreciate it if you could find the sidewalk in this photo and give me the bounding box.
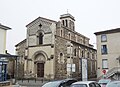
[17,79,48,86]
[3,84,26,87]
[1,79,48,87]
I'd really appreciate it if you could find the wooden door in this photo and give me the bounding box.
[37,63,44,77]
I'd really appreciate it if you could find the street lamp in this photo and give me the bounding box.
[66,41,73,78]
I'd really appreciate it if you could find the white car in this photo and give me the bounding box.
[98,79,111,87]
[42,78,77,87]
[70,81,101,87]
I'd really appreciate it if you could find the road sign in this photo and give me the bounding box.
[102,69,106,74]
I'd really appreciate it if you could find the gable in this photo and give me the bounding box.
[26,17,57,36]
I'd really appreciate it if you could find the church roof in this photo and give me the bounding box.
[60,13,75,21]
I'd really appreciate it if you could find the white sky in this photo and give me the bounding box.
[1,0,120,54]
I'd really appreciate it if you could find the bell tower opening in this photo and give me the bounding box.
[60,13,75,31]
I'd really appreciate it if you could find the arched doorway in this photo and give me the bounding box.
[34,52,47,78]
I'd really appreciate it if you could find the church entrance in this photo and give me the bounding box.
[33,51,48,78]
[37,63,44,77]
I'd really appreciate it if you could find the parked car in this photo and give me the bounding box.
[98,79,111,87]
[106,81,120,87]
[70,81,101,87]
[42,78,77,87]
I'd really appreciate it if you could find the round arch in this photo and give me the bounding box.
[32,51,48,78]
[32,50,48,61]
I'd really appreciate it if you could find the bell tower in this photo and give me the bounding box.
[60,13,75,31]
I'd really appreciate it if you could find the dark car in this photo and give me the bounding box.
[42,78,77,87]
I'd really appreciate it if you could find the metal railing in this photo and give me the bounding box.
[106,67,120,78]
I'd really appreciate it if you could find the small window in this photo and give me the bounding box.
[58,53,64,63]
[92,53,95,59]
[81,51,84,57]
[101,45,107,54]
[62,20,65,26]
[68,33,71,40]
[60,29,63,37]
[87,52,90,58]
[101,34,107,42]
[74,48,77,56]
[102,59,108,69]
[38,32,43,44]
[65,20,68,27]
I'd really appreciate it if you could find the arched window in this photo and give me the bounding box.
[65,20,68,27]
[38,32,43,44]
[74,48,77,56]
[92,53,95,59]
[68,32,71,40]
[87,52,90,58]
[81,51,84,57]
[60,29,63,37]
[58,53,64,63]
[62,20,65,26]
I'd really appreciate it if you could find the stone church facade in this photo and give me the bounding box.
[15,13,97,80]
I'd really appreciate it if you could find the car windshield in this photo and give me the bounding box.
[98,79,111,84]
[42,81,61,87]
[70,84,87,87]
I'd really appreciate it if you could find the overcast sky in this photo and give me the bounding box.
[1,0,120,54]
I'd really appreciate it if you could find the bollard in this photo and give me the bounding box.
[28,79,29,83]
[22,79,23,83]
[41,79,43,83]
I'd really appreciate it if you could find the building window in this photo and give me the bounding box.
[38,32,43,44]
[68,32,71,40]
[101,45,107,54]
[102,59,108,69]
[92,53,95,59]
[60,29,63,37]
[74,48,77,56]
[87,52,90,58]
[81,51,84,57]
[101,34,107,42]
[62,20,65,26]
[65,20,68,27]
[58,53,64,63]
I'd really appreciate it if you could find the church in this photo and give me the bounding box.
[15,13,97,80]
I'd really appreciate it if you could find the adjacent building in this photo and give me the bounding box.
[16,13,97,80]
[0,24,11,81]
[0,24,11,54]
[94,28,120,80]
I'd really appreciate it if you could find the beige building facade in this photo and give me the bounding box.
[0,24,11,54]
[94,28,120,79]
[16,13,97,80]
